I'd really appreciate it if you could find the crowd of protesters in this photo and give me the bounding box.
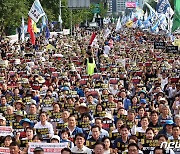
[0,26,179,154]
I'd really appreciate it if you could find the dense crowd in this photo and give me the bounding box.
[0,27,179,154]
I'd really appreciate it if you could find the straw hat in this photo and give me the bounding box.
[75,103,90,112]
[14,100,25,108]
[103,113,114,121]
[36,76,45,84]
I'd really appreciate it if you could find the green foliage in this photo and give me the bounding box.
[0,0,107,35]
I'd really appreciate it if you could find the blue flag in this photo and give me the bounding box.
[156,0,170,14]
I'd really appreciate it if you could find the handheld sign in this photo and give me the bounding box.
[0,126,13,136]
[0,147,10,154]
[166,46,178,53]
[28,142,68,154]
[154,42,165,49]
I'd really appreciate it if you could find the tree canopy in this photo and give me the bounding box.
[0,0,107,35]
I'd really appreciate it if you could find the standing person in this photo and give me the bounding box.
[85,51,96,76]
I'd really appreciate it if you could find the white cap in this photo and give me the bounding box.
[51,135,60,142]
[0,115,6,121]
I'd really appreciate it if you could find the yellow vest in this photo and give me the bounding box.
[87,58,95,75]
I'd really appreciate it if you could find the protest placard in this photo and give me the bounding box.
[0,147,10,154]
[0,126,13,137]
[28,142,68,154]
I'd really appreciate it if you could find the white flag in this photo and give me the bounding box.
[115,17,121,31]
[28,0,45,23]
[21,16,25,42]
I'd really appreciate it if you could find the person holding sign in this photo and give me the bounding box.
[34,111,54,139]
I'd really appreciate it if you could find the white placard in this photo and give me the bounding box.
[0,126,13,137]
[63,29,70,35]
[0,147,10,154]
[28,142,68,154]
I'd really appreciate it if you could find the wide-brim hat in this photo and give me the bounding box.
[36,76,45,84]
[103,113,114,121]
[20,118,34,128]
[75,103,90,112]
[15,110,24,117]
[14,100,25,108]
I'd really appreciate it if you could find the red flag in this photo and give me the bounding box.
[28,17,35,45]
[89,32,96,45]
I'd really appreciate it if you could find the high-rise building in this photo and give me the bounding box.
[116,0,144,13]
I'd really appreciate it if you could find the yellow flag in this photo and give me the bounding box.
[126,20,133,28]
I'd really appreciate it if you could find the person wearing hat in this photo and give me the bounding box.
[157,120,174,138]
[14,110,24,123]
[138,90,146,99]
[14,100,26,116]
[33,147,44,154]
[75,103,90,115]
[50,135,60,143]
[20,118,34,129]
[0,115,6,126]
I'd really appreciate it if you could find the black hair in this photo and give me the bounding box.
[128,143,139,150]
[120,125,130,131]
[75,133,85,140]
[141,116,149,122]
[9,142,20,148]
[61,128,70,136]
[156,134,168,141]
[146,127,154,134]
[102,136,113,148]
[93,141,105,149]
[32,135,43,141]
[91,125,100,131]
[154,146,166,154]
[61,148,72,154]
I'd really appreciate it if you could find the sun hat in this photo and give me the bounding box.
[20,118,34,128]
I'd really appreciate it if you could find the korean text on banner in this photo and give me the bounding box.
[0,126,13,137]
[28,142,68,154]
[28,0,45,23]
[0,147,10,154]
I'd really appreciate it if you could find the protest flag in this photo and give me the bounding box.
[21,16,25,42]
[115,17,121,31]
[172,0,180,32]
[89,32,96,45]
[28,0,45,23]
[27,17,35,45]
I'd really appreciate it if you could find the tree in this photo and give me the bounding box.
[0,0,29,35]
